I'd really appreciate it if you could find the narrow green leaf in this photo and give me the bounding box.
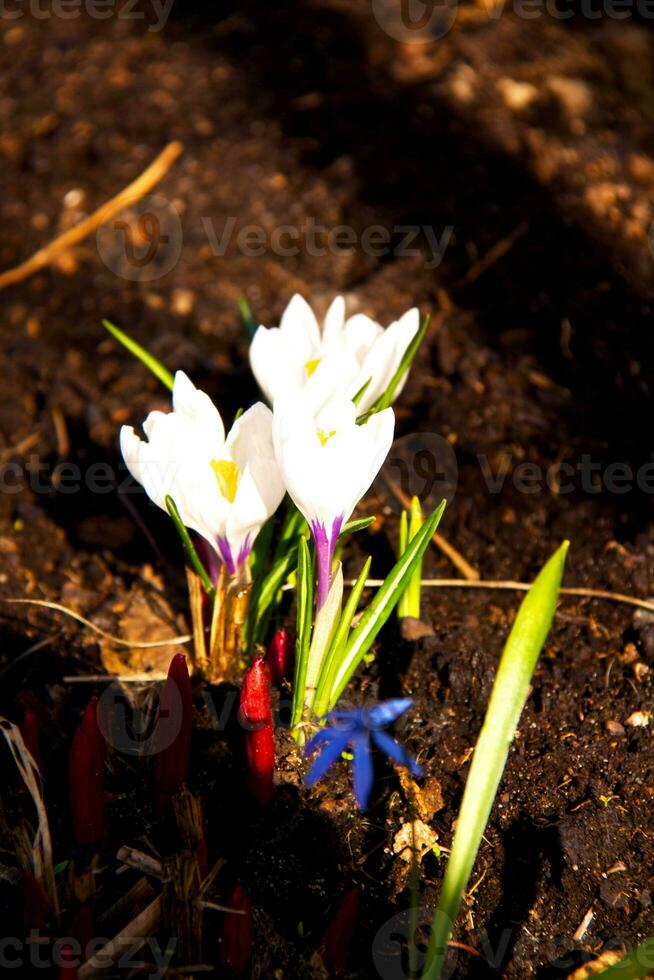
[238,296,258,342]
[304,565,343,711]
[313,556,372,718]
[340,516,376,538]
[398,509,409,619]
[165,495,215,598]
[421,541,569,980]
[329,500,446,706]
[357,313,429,422]
[250,547,299,649]
[291,537,314,732]
[103,320,174,391]
[408,495,424,618]
[352,376,372,407]
[590,939,654,979]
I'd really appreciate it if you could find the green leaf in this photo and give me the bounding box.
[238,296,258,342]
[407,495,424,618]
[249,547,299,650]
[328,500,446,707]
[357,313,429,422]
[589,939,654,979]
[313,556,372,718]
[103,320,174,391]
[340,516,376,538]
[291,537,314,733]
[421,541,569,980]
[398,509,409,619]
[165,495,215,598]
[304,564,343,711]
[352,376,372,407]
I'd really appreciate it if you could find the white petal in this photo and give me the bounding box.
[322,295,346,346]
[355,308,420,412]
[342,313,383,362]
[171,371,225,454]
[279,293,321,355]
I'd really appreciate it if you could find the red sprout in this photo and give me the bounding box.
[19,710,43,773]
[267,627,293,686]
[68,696,105,847]
[321,886,360,976]
[155,653,193,802]
[58,944,79,979]
[239,657,274,808]
[219,885,253,978]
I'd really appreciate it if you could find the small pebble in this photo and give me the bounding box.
[605,720,625,736]
[626,711,651,728]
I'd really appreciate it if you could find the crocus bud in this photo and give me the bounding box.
[321,887,360,976]
[155,653,193,802]
[239,657,274,808]
[19,710,43,774]
[69,696,105,847]
[267,627,293,686]
[219,885,252,977]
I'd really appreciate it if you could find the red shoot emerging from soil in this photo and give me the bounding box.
[219,885,253,977]
[239,656,274,808]
[19,709,43,773]
[321,886,360,976]
[69,696,106,847]
[155,653,193,802]
[267,627,292,686]
[58,944,80,979]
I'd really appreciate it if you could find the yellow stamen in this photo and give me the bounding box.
[211,459,240,502]
[305,357,321,377]
[317,429,336,446]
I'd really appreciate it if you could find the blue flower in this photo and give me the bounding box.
[304,699,423,810]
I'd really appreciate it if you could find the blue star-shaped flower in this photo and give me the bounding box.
[304,698,423,810]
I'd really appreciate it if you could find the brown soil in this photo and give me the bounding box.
[1,4,653,977]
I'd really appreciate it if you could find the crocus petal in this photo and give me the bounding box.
[351,732,374,809]
[305,729,352,787]
[367,698,413,728]
[273,391,394,536]
[355,308,420,412]
[371,729,423,777]
[249,325,308,404]
[279,292,322,353]
[171,370,225,454]
[121,381,283,574]
[321,295,346,346]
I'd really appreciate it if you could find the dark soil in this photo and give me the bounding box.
[1,4,653,977]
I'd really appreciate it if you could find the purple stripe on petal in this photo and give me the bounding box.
[194,536,221,588]
[237,534,253,570]
[216,536,236,577]
[311,516,344,609]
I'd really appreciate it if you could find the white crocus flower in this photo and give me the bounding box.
[250,293,420,413]
[120,371,285,579]
[273,389,395,607]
